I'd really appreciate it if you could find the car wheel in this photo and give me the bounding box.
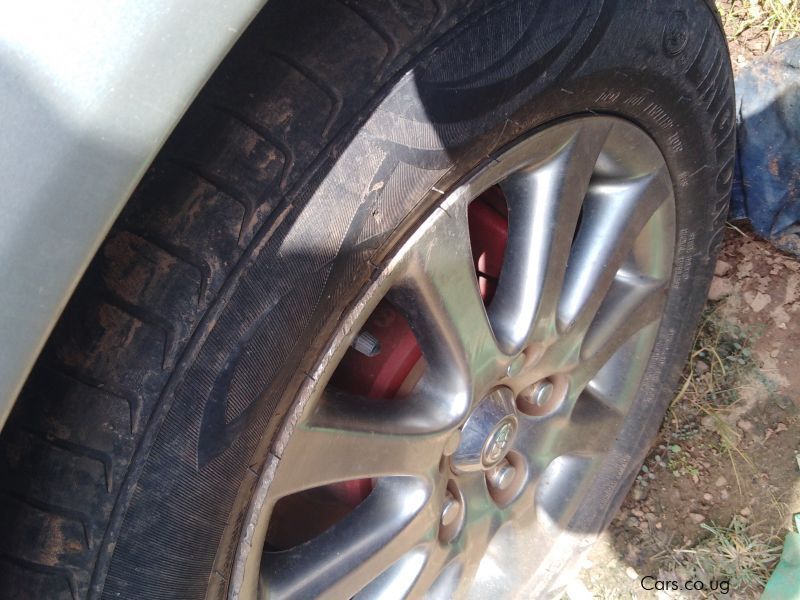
[0,1,734,598]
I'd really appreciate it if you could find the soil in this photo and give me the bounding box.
[716,0,798,74]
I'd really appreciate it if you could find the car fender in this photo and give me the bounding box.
[0,0,267,428]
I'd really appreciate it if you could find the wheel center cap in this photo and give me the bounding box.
[482,417,516,467]
[450,387,518,473]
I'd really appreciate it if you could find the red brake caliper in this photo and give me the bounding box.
[328,187,508,506]
[468,186,509,303]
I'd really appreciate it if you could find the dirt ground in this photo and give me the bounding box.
[577,230,800,599]
[576,4,799,598]
[716,0,798,72]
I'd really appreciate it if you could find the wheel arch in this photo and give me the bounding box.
[0,0,269,429]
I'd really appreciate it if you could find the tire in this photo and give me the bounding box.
[0,1,734,598]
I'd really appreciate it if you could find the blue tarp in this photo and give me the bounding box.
[731,39,800,256]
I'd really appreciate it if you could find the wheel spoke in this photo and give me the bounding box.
[353,547,429,600]
[424,557,465,600]
[580,272,667,361]
[490,120,612,352]
[553,398,623,458]
[312,383,466,436]
[570,274,667,392]
[446,475,499,597]
[578,319,661,415]
[402,543,458,599]
[514,412,567,464]
[557,169,672,333]
[390,197,504,404]
[261,478,438,600]
[534,454,598,530]
[270,406,446,498]
[407,473,500,598]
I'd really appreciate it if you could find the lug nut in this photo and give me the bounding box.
[440,492,460,528]
[517,380,554,414]
[486,459,516,492]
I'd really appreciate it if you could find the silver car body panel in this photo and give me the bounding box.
[0,0,267,428]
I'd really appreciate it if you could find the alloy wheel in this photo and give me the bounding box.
[234,116,676,599]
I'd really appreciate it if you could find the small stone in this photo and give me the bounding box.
[737,419,754,432]
[721,489,729,500]
[625,566,639,580]
[708,276,733,301]
[626,517,639,528]
[632,508,644,518]
[632,487,646,501]
[703,493,713,502]
[715,475,727,487]
[745,291,771,313]
[715,260,732,276]
[625,542,639,562]
[740,507,752,517]
[701,415,716,430]
[655,522,662,529]
[695,360,709,374]
[689,512,706,524]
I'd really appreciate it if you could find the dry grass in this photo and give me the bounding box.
[716,0,800,50]
[666,305,789,517]
[667,306,759,456]
[673,516,783,593]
